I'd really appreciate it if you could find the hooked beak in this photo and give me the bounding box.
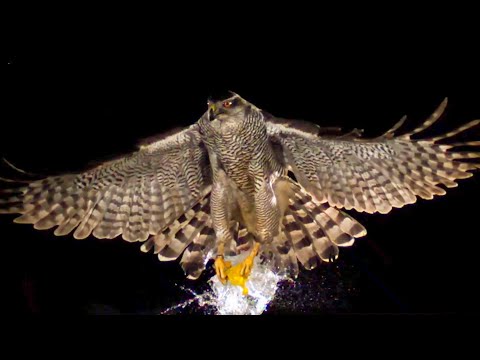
[208,101,217,121]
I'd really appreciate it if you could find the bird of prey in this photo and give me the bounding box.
[0,94,478,286]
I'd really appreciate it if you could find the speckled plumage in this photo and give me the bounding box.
[0,94,478,279]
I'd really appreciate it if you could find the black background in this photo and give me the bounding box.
[4,27,479,315]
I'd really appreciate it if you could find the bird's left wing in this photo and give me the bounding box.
[267,98,479,214]
[0,123,212,242]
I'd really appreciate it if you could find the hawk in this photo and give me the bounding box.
[0,94,478,286]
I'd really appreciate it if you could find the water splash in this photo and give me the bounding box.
[159,255,288,315]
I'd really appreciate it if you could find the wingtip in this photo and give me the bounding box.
[2,157,38,176]
[158,253,177,262]
[186,273,201,280]
[0,176,19,183]
[438,97,449,113]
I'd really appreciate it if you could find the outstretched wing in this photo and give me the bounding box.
[267,98,479,214]
[0,124,212,242]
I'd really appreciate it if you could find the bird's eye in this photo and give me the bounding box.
[223,101,233,108]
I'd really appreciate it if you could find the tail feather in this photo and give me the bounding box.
[142,197,210,261]
[275,183,367,275]
[284,210,321,270]
[156,210,197,261]
[138,195,216,280]
[268,228,299,277]
[180,220,216,280]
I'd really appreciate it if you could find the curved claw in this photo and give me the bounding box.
[214,243,261,296]
[214,257,230,285]
[240,256,255,277]
[224,262,250,295]
[241,242,261,277]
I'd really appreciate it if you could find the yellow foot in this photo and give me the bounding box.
[225,262,249,295]
[214,257,231,285]
[240,255,255,278]
[240,242,261,277]
[214,243,261,296]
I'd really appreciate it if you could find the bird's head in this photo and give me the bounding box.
[206,92,258,132]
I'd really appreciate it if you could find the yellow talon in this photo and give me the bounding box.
[215,243,261,296]
[214,257,231,284]
[225,262,250,295]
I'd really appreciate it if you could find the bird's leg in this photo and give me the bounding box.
[210,167,235,285]
[237,172,282,278]
[217,242,260,295]
[214,242,231,285]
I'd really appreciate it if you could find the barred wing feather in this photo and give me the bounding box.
[267,98,479,214]
[0,124,212,244]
